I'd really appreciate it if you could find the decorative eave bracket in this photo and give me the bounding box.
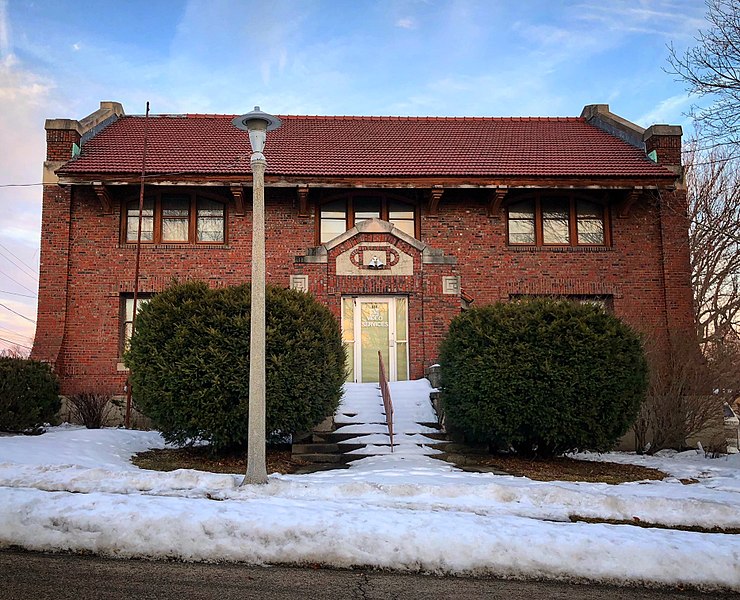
[92,182,113,214]
[427,186,444,216]
[230,184,246,215]
[617,187,643,218]
[297,185,310,217]
[487,187,508,218]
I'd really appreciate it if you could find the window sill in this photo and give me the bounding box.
[507,245,613,253]
[119,243,231,250]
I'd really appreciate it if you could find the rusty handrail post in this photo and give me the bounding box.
[378,351,394,452]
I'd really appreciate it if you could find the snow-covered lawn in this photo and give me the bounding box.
[0,382,738,591]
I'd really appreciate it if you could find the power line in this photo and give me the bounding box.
[0,323,31,337]
[0,303,35,323]
[0,289,36,299]
[0,268,37,294]
[0,249,38,282]
[0,336,32,350]
[0,241,38,278]
[0,326,32,346]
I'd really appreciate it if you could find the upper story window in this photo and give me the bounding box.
[124,192,226,244]
[318,193,417,244]
[507,193,609,247]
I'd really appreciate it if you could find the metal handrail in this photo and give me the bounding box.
[378,351,394,452]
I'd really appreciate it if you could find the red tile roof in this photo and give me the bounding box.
[58,114,674,179]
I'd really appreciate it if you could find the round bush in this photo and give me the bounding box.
[124,281,345,451]
[0,356,60,432]
[439,298,647,457]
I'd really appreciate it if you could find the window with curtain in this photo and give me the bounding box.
[124,192,226,244]
[318,194,417,244]
[507,194,608,247]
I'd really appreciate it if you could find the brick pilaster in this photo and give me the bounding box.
[644,125,695,344]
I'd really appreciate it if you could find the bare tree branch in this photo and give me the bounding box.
[668,0,740,149]
[685,142,740,346]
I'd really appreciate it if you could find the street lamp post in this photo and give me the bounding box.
[232,106,282,485]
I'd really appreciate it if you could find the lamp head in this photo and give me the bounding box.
[232,106,282,155]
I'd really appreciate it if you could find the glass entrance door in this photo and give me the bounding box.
[341,296,409,383]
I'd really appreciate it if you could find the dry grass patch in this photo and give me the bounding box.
[132,445,309,475]
[569,515,740,535]
[463,454,667,484]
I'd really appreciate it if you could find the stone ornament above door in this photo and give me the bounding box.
[294,218,457,268]
[337,241,413,276]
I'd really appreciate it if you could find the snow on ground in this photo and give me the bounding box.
[0,380,738,591]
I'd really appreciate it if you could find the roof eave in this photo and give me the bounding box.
[56,172,679,191]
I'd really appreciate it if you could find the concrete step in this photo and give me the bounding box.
[332,442,369,452]
[292,442,340,454]
[414,431,447,441]
[323,431,374,443]
[417,421,443,429]
[293,462,352,474]
[292,453,356,464]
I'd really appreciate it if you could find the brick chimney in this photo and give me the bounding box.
[32,102,125,369]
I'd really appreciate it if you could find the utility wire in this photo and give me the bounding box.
[0,289,36,299]
[0,323,31,338]
[0,303,35,323]
[0,249,38,282]
[0,268,38,294]
[0,241,38,278]
[0,336,32,350]
[0,327,32,346]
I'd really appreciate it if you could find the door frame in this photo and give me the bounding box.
[342,296,409,383]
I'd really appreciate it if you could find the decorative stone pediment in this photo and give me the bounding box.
[294,218,456,270]
[336,241,413,276]
[324,218,426,253]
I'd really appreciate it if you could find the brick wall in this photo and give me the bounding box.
[35,181,693,394]
[420,188,682,346]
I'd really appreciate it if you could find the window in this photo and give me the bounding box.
[318,194,417,244]
[507,194,608,246]
[124,192,226,244]
[162,196,189,242]
[121,294,152,353]
[126,200,154,242]
[320,200,348,244]
[510,294,613,312]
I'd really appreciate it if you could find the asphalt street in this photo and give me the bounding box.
[0,549,735,599]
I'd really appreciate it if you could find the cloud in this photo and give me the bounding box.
[0,2,51,352]
[635,93,692,127]
[395,17,416,29]
[71,42,80,51]
[575,1,707,39]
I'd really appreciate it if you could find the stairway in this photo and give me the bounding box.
[292,379,448,467]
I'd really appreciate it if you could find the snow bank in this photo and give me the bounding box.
[0,391,739,590]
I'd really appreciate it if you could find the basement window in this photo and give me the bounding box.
[124,192,226,244]
[507,194,609,247]
[510,294,614,312]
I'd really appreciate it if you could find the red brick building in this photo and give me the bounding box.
[32,101,694,395]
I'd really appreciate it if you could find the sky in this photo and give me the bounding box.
[0,0,711,353]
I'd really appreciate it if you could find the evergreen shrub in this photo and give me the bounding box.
[439,298,648,457]
[0,356,60,432]
[125,281,345,451]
